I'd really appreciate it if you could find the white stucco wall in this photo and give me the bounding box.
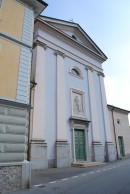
[108,108,130,157]
[31,19,109,164]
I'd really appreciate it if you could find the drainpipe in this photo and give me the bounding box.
[27,81,37,161]
[111,107,118,159]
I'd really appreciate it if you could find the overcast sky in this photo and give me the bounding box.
[42,0,130,121]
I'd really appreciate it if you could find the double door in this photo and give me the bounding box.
[74,129,85,161]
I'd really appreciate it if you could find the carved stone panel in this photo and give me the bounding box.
[71,89,86,117]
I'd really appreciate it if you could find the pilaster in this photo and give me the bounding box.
[86,67,104,161]
[55,50,71,167]
[30,40,48,169]
[98,72,116,161]
[97,72,112,142]
[31,40,47,142]
[56,50,67,141]
[29,140,48,170]
[86,66,100,142]
[55,141,70,168]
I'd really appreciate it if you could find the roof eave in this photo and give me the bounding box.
[107,104,130,114]
[19,0,48,19]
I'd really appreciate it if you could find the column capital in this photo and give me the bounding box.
[85,65,94,72]
[97,71,105,77]
[33,40,47,50]
[55,50,65,58]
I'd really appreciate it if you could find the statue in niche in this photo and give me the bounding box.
[73,95,82,113]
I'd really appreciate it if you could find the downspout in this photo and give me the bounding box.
[27,41,38,161]
[111,107,118,159]
[27,82,37,161]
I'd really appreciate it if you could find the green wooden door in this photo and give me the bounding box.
[118,136,124,157]
[74,129,85,160]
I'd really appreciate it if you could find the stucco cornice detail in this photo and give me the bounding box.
[85,66,105,76]
[97,71,105,77]
[33,40,47,50]
[55,50,65,58]
[85,66,94,72]
[36,35,103,72]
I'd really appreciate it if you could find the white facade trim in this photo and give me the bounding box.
[86,68,100,142]
[98,74,113,143]
[31,45,46,141]
[56,51,67,141]
[69,66,84,79]
[35,36,104,73]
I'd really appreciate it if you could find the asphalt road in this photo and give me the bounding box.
[9,159,130,194]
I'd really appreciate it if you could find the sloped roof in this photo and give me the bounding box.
[108,104,130,114]
[39,16,107,60]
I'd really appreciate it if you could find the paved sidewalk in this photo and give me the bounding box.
[31,165,99,186]
[8,157,129,194]
[31,157,129,186]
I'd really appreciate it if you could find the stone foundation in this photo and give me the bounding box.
[0,102,31,193]
[92,142,104,162]
[48,159,55,168]
[0,161,31,193]
[106,142,116,161]
[29,140,48,170]
[0,104,29,163]
[56,141,71,168]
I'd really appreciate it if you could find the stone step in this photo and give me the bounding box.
[71,162,105,168]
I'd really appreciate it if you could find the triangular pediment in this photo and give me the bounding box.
[39,16,107,60]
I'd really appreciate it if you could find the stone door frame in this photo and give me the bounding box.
[69,117,90,163]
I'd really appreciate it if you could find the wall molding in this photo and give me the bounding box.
[0,32,32,49]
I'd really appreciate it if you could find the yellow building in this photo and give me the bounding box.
[0,0,47,193]
[0,0,47,102]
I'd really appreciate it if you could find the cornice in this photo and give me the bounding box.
[35,19,107,63]
[107,104,130,114]
[0,99,31,110]
[85,66,94,72]
[97,71,105,77]
[85,66,106,77]
[38,17,107,60]
[33,40,47,50]
[55,50,65,58]
[35,35,104,73]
